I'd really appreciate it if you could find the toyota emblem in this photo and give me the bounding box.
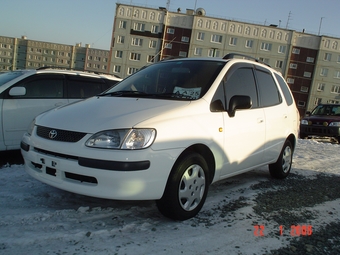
[49,130,58,139]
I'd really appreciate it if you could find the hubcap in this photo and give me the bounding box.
[178,164,206,211]
[282,145,292,173]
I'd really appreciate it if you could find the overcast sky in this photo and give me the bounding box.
[1,0,339,50]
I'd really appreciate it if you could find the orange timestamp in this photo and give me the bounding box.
[253,225,313,237]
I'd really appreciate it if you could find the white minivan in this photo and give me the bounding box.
[0,68,121,151]
[21,54,299,220]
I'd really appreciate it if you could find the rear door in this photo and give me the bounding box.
[255,66,287,162]
[2,74,67,149]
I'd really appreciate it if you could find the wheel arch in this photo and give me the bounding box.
[176,144,216,184]
[287,133,297,151]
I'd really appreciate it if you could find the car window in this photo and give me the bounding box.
[67,77,105,98]
[13,77,63,98]
[274,73,294,106]
[256,69,281,107]
[223,67,258,110]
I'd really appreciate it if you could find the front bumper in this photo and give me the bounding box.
[299,125,340,138]
[21,133,181,200]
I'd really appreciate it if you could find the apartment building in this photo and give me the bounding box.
[0,36,110,73]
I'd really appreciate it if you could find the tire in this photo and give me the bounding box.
[269,140,293,179]
[156,152,209,221]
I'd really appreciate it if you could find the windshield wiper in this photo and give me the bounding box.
[101,91,146,97]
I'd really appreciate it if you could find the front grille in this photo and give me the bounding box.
[36,125,87,142]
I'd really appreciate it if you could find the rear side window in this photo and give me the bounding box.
[67,77,105,98]
[274,73,294,106]
[256,70,281,107]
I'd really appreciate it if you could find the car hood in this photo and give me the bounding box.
[36,96,191,133]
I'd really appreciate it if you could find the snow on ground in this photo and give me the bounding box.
[0,139,340,255]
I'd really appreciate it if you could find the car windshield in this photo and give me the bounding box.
[0,71,25,87]
[311,105,340,116]
[102,59,225,100]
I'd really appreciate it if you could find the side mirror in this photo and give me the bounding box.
[9,87,26,96]
[305,111,311,117]
[228,95,252,117]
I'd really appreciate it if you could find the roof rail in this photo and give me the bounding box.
[222,53,271,67]
[36,66,116,76]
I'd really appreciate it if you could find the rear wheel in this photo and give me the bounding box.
[269,140,293,179]
[156,152,209,221]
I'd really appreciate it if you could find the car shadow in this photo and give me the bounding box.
[0,150,24,167]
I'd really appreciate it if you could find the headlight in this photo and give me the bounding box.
[85,129,156,149]
[27,119,36,135]
[300,119,308,125]
[329,122,340,127]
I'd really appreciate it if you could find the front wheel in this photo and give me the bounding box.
[156,152,209,221]
[269,140,293,179]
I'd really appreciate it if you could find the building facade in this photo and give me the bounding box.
[0,36,110,74]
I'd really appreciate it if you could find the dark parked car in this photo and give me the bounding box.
[300,104,340,142]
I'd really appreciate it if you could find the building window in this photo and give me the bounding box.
[317,83,325,91]
[324,53,332,61]
[117,35,125,44]
[331,85,340,94]
[275,60,283,68]
[164,43,172,49]
[292,48,300,54]
[167,28,175,34]
[314,98,322,105]
[149,40,157,48]
[211,34,222,43]
[298,101,306,107]
[151,25,159,33]
[115,50,123,58]
[260,42,272,51]
[208,49,220,57]
[337,55,340,63]
[130,52,141,61]
[290,63,297,69]
[181,36,189,43]
[134,22,145,31]
[179,51,187,57]
[259,57,269,64]
[334,70,340,79]
[113,65,121,73]
[119,20,127,29]
[300,86,309,92]
[320,68,328,77]
[306,57,314,63]
[328,100,340,104]
[229,37,237,46]
[278,45,286,54]
[147,55,155,63]
[197,32,205,41]
[132,38,143,46]
[127,67,138,75]
[245,40,253,48]
[287,78,295,84]
[194,48,202,56]
[303,72,311,78]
